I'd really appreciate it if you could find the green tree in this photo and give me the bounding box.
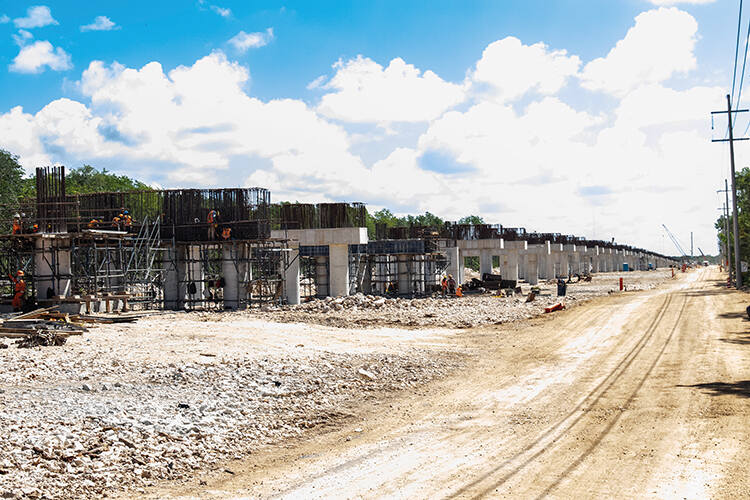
[0,150,26,232]
[458,215,485,225]
[716,167,750,282]
[64,165,151,194]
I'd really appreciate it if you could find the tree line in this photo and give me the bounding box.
[716,167,750,276]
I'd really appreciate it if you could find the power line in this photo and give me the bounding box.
[737,15,750,123]
[731,0,745,104]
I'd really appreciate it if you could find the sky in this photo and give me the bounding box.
[0,0,744,256]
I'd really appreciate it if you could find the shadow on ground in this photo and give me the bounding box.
[678,381,750,398]
[719,331,750,345]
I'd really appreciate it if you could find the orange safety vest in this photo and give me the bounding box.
[15,279,26,293]
[12,222,21,234]
[221,227,231,240]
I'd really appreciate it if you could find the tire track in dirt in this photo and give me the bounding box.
[448,290,678,498]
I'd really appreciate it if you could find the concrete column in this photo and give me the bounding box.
[283,248,300,305]
[518,254,527,280]
[329,244,350,297]
[314,256,329,297]
[187,245,204,308]
[446,247,461,285]
[502,252,519,282]
[164,246,185,310]
[222,244,239,310]
[397,255,410,296]
[526,254,539,285]
[479,250,493,278]
[34,237,72,300]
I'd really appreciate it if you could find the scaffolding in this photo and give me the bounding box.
[0,167,288,311]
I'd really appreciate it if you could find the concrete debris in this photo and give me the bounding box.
[0,335,460,499]
[249,271,673,329]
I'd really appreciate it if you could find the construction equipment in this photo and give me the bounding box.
[662,224,688,258]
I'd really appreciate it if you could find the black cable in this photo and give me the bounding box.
[735,8,750,131]
[732,0,744,104]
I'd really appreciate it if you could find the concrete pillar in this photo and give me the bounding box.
[187,245,204,308]
[222,244,239,310]
[518,254,527,280]
[479,250,493,278]
[329,244,350,297]
[446,247,461,285]
[502,252,519,282]
[526,254,539,285]
[34,237,72,299]
[164,246,186,310]
[397,255,410,295]
[314,256,329,297]
[283,248,300,305]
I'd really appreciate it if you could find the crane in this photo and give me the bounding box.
[662,224,688,257]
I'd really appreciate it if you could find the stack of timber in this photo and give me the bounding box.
[0,307,86,346]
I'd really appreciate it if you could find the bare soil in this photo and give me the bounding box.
[148,267,750,499]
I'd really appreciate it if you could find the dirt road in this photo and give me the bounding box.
[164,267,750,498]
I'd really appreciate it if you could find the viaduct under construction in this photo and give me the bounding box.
[0,167,677,313]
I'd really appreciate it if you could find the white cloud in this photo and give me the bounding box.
[12,29,34,46]
[317,56,466,124]
[307,75,327,90]
[80,16,118,32]
[647,0,715,4]
[0,14,10,24]
[14,5,58,29]
[0,7,726,253]
[210,5,231,17]
[228,28,274,53]
[580,8,698,95]
[9,40,72,74]
[471,37,581,103]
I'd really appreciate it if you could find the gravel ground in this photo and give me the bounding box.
[248,270,676,329]
[0,318,462,499]
[0,268,675,499]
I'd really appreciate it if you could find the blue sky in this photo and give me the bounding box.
[0,1,735,111]
[0,1,743,254]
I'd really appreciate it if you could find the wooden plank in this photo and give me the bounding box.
[11,306,59,321]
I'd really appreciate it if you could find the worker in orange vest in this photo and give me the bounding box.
[9,270,26,311]
[221,226,231,240]
[11,214,21,234]
[207,209,219,240]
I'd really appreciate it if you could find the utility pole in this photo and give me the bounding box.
[711,95,748,287]
[719,180,733,279]
[690,231,694,260]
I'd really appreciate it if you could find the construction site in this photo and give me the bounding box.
[8,167,746,500]
[0,167,676,317]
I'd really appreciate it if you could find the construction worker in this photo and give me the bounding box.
[122,210,133,232]
[447,274,456,296]
[11,214,21,235]
[221,226,232,240]
[455,285,463,298]
[207,209,219,240]
[112,214,122,231]
[441,276,448,297]
[88,218,100,229]
[9,270,26,311]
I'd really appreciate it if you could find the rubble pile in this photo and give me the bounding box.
[252,270,674,329]
[0,345,459,499]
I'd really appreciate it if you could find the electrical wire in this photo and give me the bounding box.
[735,7,750,134]
[731,0,744,105]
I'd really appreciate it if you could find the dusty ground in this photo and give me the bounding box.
[147,266,750,499]
[0,315,463,498]
[3,266,738,499]
[249,270,674,329]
